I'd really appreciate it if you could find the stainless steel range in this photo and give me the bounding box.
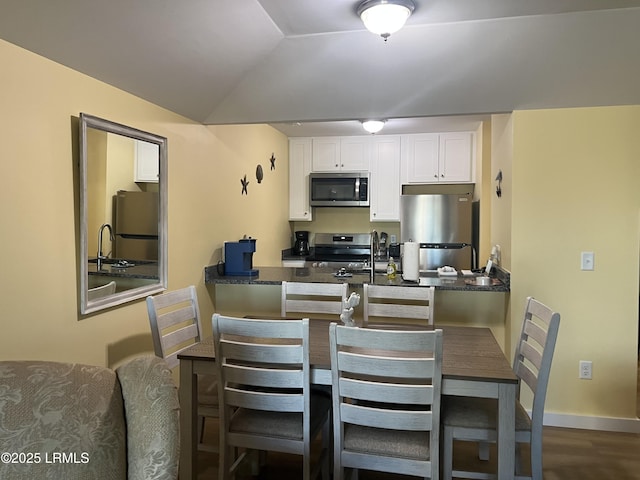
[305,233,371,270]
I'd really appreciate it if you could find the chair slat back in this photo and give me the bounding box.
[146,286,203,369]
[363,284,435,326]
[513,296,561,423]
[330,322,443,446]
[212,315,309,415]
[88,280,116,300]
[281,281,347,317]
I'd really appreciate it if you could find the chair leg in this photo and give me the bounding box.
[530,437,543,480]
[321,418,331,480]
[478,441,491,461]
[442,425,454,480]
[197,415,206,444]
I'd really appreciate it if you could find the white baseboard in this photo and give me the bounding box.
[542,411,640,433]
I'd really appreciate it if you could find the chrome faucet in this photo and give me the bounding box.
[369,230,378,283]
[97,223,114,270]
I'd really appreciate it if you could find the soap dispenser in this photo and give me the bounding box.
[386,257,397,280]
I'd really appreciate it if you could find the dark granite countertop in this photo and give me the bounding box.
[205,265,509,292]
[88,259,159,280]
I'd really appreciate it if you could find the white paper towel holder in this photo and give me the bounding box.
[402,240,420,282]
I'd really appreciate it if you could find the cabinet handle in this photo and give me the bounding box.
[335,164,339,167]
[434,174,438,178]
[441,174,445,178]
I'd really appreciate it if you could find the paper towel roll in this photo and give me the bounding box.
[402,241,420,282]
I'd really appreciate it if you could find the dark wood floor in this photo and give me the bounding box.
[196,424,640,480]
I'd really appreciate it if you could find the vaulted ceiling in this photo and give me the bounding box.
[2,0,639,136]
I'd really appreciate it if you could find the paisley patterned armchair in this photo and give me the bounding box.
[0,355,179,480]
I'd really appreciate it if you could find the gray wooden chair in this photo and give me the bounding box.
[146,286,218,453]
[329,322,444,480]
[212,314,331,480]
[281,281,347,317]
[442,296,561,480]
[88,280,116,300]
[362,284,435,326]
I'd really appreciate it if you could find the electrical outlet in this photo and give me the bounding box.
[579,360,592,379]
[390,234,397,244]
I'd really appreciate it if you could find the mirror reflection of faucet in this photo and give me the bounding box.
[97,223,114,270]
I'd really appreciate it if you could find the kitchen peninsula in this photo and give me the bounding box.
[204,265,509,292]
[205,265,511,349]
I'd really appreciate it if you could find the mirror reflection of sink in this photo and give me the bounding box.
[88,258,156,266]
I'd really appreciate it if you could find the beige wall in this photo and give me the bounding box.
[2,38,640,427]
[511,106,640,423]
[0,39,290,367]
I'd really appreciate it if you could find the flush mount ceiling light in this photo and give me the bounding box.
[357,0,415,41]
[362,120,386,134]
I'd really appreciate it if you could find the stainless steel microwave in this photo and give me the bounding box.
[309,172,369,207]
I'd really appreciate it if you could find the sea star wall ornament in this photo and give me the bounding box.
[240,175,249,195]
[270,153,276,170]
[256,164,264,183]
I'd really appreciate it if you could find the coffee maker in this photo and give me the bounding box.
[294,231,310,256]
[224,238,258,275]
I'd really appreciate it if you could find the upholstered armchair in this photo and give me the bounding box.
[0,355,179,480]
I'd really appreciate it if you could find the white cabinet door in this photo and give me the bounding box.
[340,136,371,171]
[134,140,160,183]
[289,138,313,221]
[312,136,371,172]
[439,132,473,182]
[312,137,341,171]
[401,133,439,183]
[370,135,401,222]
[401,132,474,184]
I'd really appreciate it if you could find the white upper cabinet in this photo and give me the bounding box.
[401,132,474,184]
[134,140,160,183]
[438,132,474,182]
[369,135,401,222]
[289,138,313,221]
[312,136,371,172]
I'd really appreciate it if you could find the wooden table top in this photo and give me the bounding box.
[179,320,517,384]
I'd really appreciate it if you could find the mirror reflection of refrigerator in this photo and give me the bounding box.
[400,193,474,271]
[113,190,158,260]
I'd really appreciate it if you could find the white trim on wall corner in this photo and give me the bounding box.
[542,411,640,434]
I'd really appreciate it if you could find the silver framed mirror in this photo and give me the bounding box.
[79,113,167,314]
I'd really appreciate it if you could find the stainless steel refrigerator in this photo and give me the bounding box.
[400,193,474,270]
[113,190,159,260]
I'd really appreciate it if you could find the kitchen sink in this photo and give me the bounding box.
[88,258,156,266]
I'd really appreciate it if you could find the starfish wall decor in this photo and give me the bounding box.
[240,174,249,195]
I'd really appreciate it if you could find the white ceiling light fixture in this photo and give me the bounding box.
[362,120,386,134]
[357,0,415,41]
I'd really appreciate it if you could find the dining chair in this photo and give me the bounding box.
[329,322,444,480]
[281,280,348,317]
[442,296,561,480]
[87,280,116,300]
[362,283,435,326]
[212,314,331,480]
[146,285,218,453]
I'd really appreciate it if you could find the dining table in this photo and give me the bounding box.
[178,320,518,480]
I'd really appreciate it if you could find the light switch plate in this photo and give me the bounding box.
[581,251,594,271]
